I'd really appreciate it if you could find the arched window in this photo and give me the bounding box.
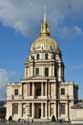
[37,54,39,60]
[45,53,48,60]
[61,88,65,95]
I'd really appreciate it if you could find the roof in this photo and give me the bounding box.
[31,36,60,52]
[30,14,60,53]
[71,102,83,109]
[0,101,6,107]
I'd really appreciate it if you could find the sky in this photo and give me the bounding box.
[0,0,83,100]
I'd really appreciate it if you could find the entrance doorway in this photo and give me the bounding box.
[34,103,41,118]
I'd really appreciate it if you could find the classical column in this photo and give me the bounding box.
[48,102,50,118]
[41,103,43,119]
[41,82,43,96]
[19,103,22,118]
[45,103,47,118]
[26,103,30,119]
[24,68,27,78]
[67,97,70,121]
[53,65,54,77]
[32,83,35,97]
[48,82,50,97]
[45,82,47,96]
[54,102,56,118]
[58,103,60,118]
[58,63,62,82]
[32,103,34,119]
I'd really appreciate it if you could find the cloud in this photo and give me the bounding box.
[0,0,83,37]
[0,69,21,100]
[68,64,83,70]
[56,26,82,41]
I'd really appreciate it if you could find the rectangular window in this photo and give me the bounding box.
[60,103,65,115]
[14,89,18,96]
[43,82,45,96]
[61,88,65,95]
[43,103,45,117]
[45,53,48,60]
[35,83,41,96]
[36,68,39,75]
[12,103,18,115]
[54,68,57,77]
[37,54,39,60]
[45,68,48,76]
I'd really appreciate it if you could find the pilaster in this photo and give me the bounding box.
[45,103,47,118]
[32,83,35,97]
[19,103,22,118]
[41,103,43,118]
[32,103,34,119]
[45,82,47,96]
[41,82,43,96]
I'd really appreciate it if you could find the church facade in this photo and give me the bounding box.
[6,15,79,121]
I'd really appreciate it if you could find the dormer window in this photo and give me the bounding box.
[37,54,39,60]
[45,53,48,60]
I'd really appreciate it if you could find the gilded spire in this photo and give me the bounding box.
[40,13,50,36]
[44,12,46,23]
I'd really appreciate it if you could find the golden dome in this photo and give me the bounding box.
[31,13,60,52]
[31,36,60,52]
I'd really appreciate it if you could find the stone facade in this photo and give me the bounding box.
[6,14,79,121]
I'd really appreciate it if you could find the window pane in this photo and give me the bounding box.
[12,103,18,115]
[35,83,41,96]
[36,68,39,75]
[14,89,18,95]
[45,54,48,60]
[37,54,39,60]
[30,83,32,96]
[61,88,65,95]
[45,68,48,76]
[60,103,65,115]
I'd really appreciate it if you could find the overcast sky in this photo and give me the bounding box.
[0,0,83,100]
